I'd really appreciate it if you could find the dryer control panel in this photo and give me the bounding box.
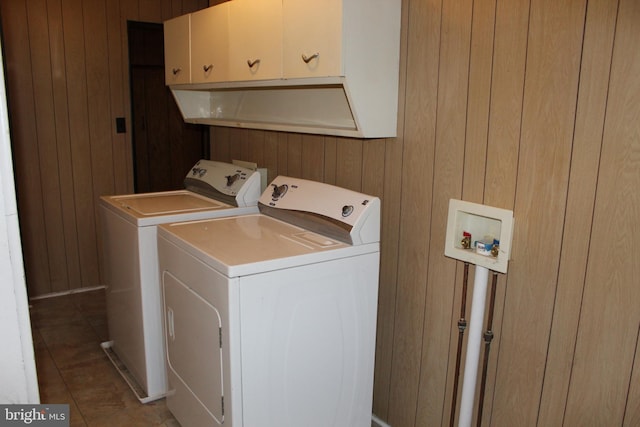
[258,176,380,245]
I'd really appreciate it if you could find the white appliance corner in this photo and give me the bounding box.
[0,47,40,404]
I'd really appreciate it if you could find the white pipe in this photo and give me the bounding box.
[458,265,490,427]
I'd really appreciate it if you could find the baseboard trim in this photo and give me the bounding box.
[372,414,392,427]
[29,285,105,301]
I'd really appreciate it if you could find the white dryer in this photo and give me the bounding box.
[99,160,262,403]
[157,176,380,427]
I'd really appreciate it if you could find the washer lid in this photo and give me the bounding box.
[100,190,262,227]
[112,191,227,216]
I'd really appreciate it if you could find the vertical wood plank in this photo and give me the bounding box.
[372,0,409,418]
[286,133,302,178]
[538,0,618,424]
[373,135,403,420]
[227,128,248,162]
[335,137,362,191]
[106,0,130,195]
[462,0,495,204]
[484,0,529,210]
[263,131,280,183]
[48,0,83,290]
[120,0,139,196]
[211,126,231,162]
[491,0,587,425]
[277,132,289,176]
[446,0,498,423]
[416,0,473,424]
[62,0,101,288]
[564,0,640,424]
[323,136,337,185]
[387,0,441,424]
[624,325,640,427]
[171,0,183,17]
[245,129,265,166]
[139,0,162,22]
[85,0,114,286]
[161,0,172,21]
[361,139,385,198]
[301,134,324,181]
[479,0,530,424]
[26,0,69,292]
[1,0,51,295]
[182,0,202,13]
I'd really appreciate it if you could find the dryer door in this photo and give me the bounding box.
[163,272,225,424]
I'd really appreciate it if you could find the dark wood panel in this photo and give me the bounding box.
[48,0,83,290]
[335,138,362,191]
[106,0,132,195]
[130,22,206,193]
[245,130,266,167]
[62,0,101,288]
[26,0,69,293]
[300,135,324,182]
[1,0,50,295]
[286,133,303,178]
[263,131,280,184]
[85,0,115,289]
[323,137,337,185]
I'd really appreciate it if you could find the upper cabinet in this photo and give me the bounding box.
[191,4,229,83]
[164,14,190,85]
[164,0,401,139]
[228,0,282,81]
[282,0,342,79]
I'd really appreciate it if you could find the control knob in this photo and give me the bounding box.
[271,184,288,199]
[226,173,240,186]
[342,205,354,217]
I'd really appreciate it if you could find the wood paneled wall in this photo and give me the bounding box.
[0,0,209,296]
[210,0,639,426]
[2,0,639,425]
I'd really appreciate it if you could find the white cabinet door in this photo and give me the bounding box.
[191,4,229,83]
[228,0,282,81]
[164,14,191,85]
[282,0,342,79]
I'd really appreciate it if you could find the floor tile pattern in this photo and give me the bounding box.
[30,289,179,427]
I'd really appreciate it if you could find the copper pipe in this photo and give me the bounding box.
[450,262,470,427]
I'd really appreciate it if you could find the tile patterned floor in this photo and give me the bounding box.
[30,289,179,427]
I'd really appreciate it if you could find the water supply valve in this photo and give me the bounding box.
[444,199,514,274]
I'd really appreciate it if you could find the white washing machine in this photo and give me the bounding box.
[99,160,263,403]
[157,176,381,427]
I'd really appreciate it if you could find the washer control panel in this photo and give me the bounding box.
[184,160,262,207]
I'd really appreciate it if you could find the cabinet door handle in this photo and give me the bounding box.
[247,58,260,68]
[203,64,213,72]
[172,68,181,75]
[301,52,319,63]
